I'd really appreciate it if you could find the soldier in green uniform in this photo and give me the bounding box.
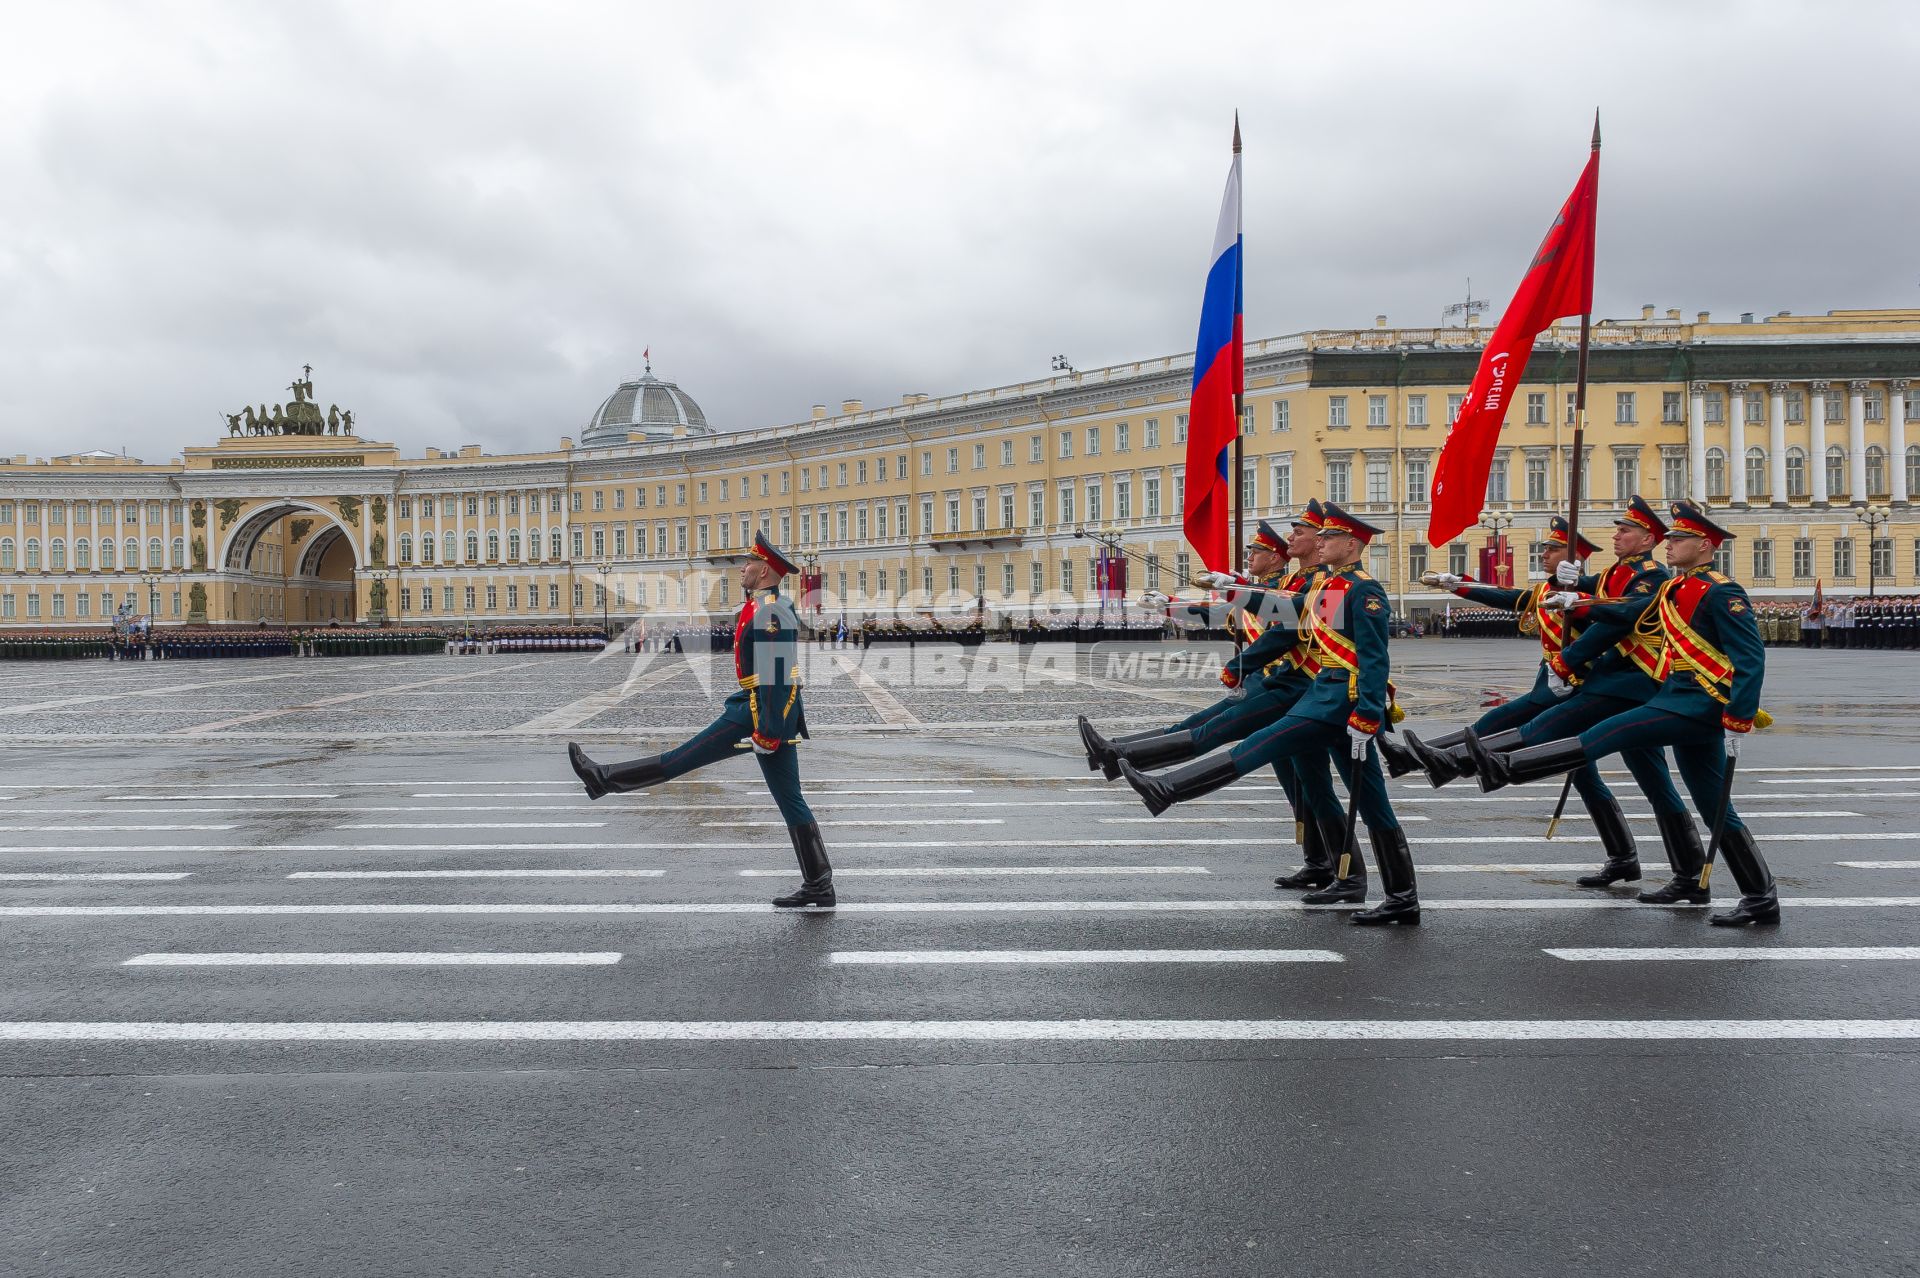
[1467,500,1778,926]
[1397,495,1706,899]
[1118,503,1420,925]
[1079,504,1344,889]
[568,532,833,908]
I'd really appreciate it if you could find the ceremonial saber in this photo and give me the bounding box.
[1695,749,1741,889]
[1337,739,1372,883]
[1545,774,1575,839]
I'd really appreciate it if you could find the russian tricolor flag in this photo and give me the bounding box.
[1182,122,1243,574]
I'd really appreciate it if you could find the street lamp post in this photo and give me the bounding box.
[596,560,612,637]
[1481,513,1515,588]
[1856,503,1892,597]
[138,572,161,659]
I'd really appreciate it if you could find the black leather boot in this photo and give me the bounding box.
[1707,826,1778,926]
[567,743,667,800]
[1119,754,1242,817]
[1575,791,1641,886]
[1637,812,1709,904]
[1377,733,1421,778]
[1079,717,1166,781]
[772,821,835,908]
[1302,812,1368,904]
[1350,826,1419,925]
[1275,813,1335,890]
[1464,730,1588,794]
[1396,728,1464,785]
[1110,730,1202,778]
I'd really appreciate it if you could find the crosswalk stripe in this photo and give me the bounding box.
[1839,861,1920,869]
[0,872,192,882]
[1545,947,1920,962]
[737,866,1211,878]
[828,949,1342,964]
[3,1019,1916,1042]
[1,896,1914,918]
[121,952,623,966]
[285,870,667,880]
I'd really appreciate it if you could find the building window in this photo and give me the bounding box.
[1786,448,1808,498]
[1405,456,1429,503]
[398,534,413,564]
[1058,431,1072,460]
[1175,414,1188,444]
[487,532,501,560]
[1752,538,1773,579]
[1406,395,1426,427]
[1446,393,1465,424]
[553,530,566,559]
[1114,478,1132,522]
[1448,543,1468,577]
[1867,445,1888,496]
[1526,456,1548,502]
[1745,447,1767,499]
[1615,391,1636,424]
[1705,448,1727,500]
[1662,391,1684,424]
[1085,480,1103,524]
[1270,462,1291,508]
[1368,394,1389,427]
[1366,457,1390,503]
[99,539,114,570]
[1826,391,1843,423]
[1272,400,1291,433]
[1834,537,1855,579]
[1327,459,1351,505]
[1703,393,1724,425]
[1908,445,1920,498]
[1872,537,1893,580]
[1614,454,1638,499]
[1486,456,1508,505]
[1144,418,1161,449]
[1826,446,1847,497]
[1057,484,1074,525]
[1143,474,1162,519]
[1328,396,1349,428]
[1786,391,1805,423]
[1114,421,1130,453]
[1662,453,1688,499]
[1526,393,1547,425]
[1060,559,1073,596]
[49,539,66,571]
[1239,463,1255,510]
[1408,543,1428,581]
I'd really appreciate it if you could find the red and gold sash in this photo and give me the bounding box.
[1600,559,1664,679]
[1653,574,1733,699]
[1303,571,1398,718]
[1274,569,1321,675]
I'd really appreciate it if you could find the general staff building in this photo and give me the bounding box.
[2,306,1916,630]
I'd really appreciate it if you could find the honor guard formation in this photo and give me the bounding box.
[1070,494,1780,930]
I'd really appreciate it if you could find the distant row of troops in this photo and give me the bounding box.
[1076,493,1778,928]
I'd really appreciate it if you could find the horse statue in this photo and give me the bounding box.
[327,404,341,436]
[267,405,285,435]
[242,406,260,435]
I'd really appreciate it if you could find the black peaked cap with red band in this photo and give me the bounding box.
[1316,502,1383,545]
[751,531,798,577]
[1668,499,1735,547]
[1616,493,1668,541]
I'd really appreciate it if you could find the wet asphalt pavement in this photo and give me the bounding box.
[2,640,1917,1276]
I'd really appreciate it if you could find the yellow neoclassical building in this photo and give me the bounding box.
[3,308,1918,631]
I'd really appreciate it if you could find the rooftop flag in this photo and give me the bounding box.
[1427,142,1599,547]
[1181,118,1244,573]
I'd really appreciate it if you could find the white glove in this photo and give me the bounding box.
[1554,559,1582,587]
[1142,590,1170,609]
[1199,570,1245,591]
[1226,682,1248,701]
[1348,726,1372,760]
[1422,572,1464,589]
[1724,732,1742,761]
[1546,670,1574,698]
[1540,591,1581,612]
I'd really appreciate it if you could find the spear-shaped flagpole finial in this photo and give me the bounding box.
[1232,110,1242,155]
[1592,108,1601,150]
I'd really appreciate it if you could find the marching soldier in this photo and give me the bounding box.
[1466,500,1778,927]
[1399,496,1703,896]
[1080,504,1343,890]
[568,532,834,909]
[1383,515,1643,886]
[1118,503,1420,926]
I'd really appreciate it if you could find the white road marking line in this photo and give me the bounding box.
[829,650,922,726]
[1547,947,1920,962]
[104,794,339,802]
[0,873,192,882]
[707,819,1007,828]
[286,870,667,880]
[1758,777,1920,785]
[1101,815,1436,824]
[2,896,1916,918]
[408,789,977,799]
[4,1018,1918,1043]
[336,823,608,830]
[736,866,1212,878]
[0,825,235,833]
[122,952,623,966]
[1840,861,1920,869]
[828,949,1342,964]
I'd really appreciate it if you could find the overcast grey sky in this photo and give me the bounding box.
[1,0,1914,462]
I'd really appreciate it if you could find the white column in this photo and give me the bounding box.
[1848,380,1869,504]
[1809,380,1830,505]
[1727,381,1748,506]
[1892,380,1910,504]
[1768,382,1789,505]
[1687,381,1708,502]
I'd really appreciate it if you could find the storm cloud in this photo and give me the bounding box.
[1,0,1914,462]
